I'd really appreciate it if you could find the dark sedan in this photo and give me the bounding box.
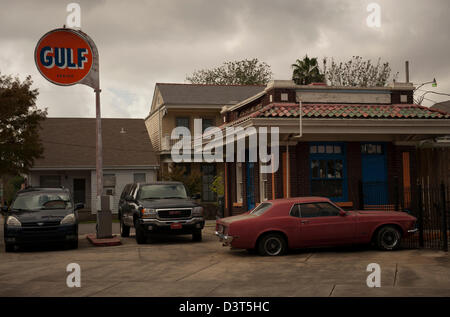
[2,187,83,252]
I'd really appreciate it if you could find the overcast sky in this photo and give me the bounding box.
[1,0,449,118]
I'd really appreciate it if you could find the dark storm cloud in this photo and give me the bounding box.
[0,0,449,118]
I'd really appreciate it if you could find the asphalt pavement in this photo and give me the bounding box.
[0,216,449,297]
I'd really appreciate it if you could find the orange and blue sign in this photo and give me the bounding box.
[35,28,93,86]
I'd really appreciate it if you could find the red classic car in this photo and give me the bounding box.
[215,197,418,256]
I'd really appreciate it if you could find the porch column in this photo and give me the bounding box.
[271,152,276,199]
[286,145,290,198]
[282,146,291,198]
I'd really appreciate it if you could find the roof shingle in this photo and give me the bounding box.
[33,118,158,169]
[156,83,265,105]
[251,103,450,120]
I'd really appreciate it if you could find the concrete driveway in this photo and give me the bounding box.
[0,217,449,297]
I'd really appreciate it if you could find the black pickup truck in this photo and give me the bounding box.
[118,181,205,244]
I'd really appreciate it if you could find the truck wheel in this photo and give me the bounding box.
[376,225,401,251]
[192,230,202,242]
[134,219,146,244]
[5,244,15,252]
[257,233,287,256]
[120,217,130,237]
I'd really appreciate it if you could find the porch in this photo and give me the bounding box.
[224,140,418,216]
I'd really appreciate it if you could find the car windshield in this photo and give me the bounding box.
[138,184,188,200]
[249,202,272,216]
[11,192,72,211]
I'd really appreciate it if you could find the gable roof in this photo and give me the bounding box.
[156,83,265,106]
[32,118,158,169]
[431,100,450,114]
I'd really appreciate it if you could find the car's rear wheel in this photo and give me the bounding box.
[192,230,202,242]
[5,244,15,252]
[120,217,130,237]
[257,233,287,256]
[376,226,401,251]
[134,219,146,244]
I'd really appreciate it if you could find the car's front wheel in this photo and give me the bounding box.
[5,244,15,252]
[257,233,287,256]
[120,217,130,237]
[68,239,78,250]
[134,219,146,244]
[376,225,401,251]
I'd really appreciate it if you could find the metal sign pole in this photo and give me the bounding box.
[95,88,103,199]
[95,87,112,239]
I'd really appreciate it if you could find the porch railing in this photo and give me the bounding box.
[355,179,449,251]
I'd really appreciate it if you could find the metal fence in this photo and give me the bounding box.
[358,180,449,251]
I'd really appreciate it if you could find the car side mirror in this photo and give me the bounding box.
[191,193,201,200]
[339,210,347,216]
[75,203,84,211]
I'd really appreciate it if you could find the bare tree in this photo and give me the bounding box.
[324,56,397,87]
[186,58,272,85]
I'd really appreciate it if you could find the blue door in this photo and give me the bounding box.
[246,162,255,211]
[361,143,388,205]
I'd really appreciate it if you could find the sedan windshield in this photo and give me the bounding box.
[11,192,72,211]
[250,202,272,216]
[138,184,188,200]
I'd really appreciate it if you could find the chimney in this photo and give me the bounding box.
[405,61,410,83]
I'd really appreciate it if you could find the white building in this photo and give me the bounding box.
[28,118,159,214]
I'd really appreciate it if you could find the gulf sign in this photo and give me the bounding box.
[35,29,93,86]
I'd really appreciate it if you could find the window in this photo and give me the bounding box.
[12,191,72,211]
[361,143,383,155]
[290,204,300,217]
[103,174,116,196]
[177,163,191,176]
[120,184,132,200]
[299,202,341,218]
[310,144,342,155]
[281,93,288,101]
[201,164,216,202]
[40,175,61,188]
[236,163,243,203]
[250,202,272,216]
[310,143,346,201]
[138,184,187,200]
[133,173,146,183]
[176,117,190,130]
[202,118,214,133]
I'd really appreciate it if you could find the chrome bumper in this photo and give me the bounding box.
[407,228,419,233]
[141,217,204,226]
[215,231,234,246]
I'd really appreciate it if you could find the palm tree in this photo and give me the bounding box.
[291,55,325,85]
